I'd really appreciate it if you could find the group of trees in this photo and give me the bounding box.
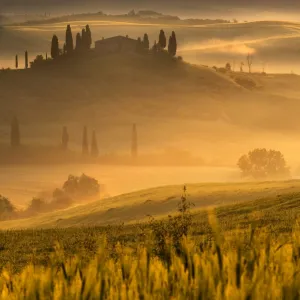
[9,118,138,159]
[0,174,100,220]
[14,51,29,70]
[51,24,93,59]
[150,29,177,56]
[136,29,177,57]
[59,125,99,157]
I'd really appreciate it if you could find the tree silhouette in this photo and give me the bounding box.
[11,117,20,148]
[15,55,18,69]
[75,33,82,51]
[247,53,253,73]
[168,31,177,57]
[62,126,69,151]
[136,37,143,53]
[158,30,167,49]
[238,148,290,179]
[143,33,150,50]
[63,43,66,55]
[65,25,74,54]
[51,35,59,59]
[85,25,92,49]
[81,28,87,49]
[25,51,28,69]
[91,130,99,157]
[82,126,89,155]
[131,123,138,158]
[152,41,158,53]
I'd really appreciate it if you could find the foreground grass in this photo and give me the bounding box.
[0,225,300,299]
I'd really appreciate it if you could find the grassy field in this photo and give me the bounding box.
[0,180,299,229]
[0,180,300,298]
[0,180,299,271]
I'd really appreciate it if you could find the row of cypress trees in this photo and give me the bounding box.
[14,51,29,70]
[136,30,177,56]
[62,126,99,157]
[51,24,92,59]
[10,118,138,159]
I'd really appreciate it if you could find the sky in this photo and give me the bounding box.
[0,0,300,23]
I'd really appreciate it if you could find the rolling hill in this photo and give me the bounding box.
[1,180,300,229]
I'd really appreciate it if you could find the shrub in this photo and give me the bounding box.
[225,62,231,72]
[234,75,257,89]
[62,174,100,199]
[27,198,47,214]
[149,186,194,260]
[52,188,73,209]
[0,195,15,220]
[238,148,290,180]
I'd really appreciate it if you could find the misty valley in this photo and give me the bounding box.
[0,5,300,300]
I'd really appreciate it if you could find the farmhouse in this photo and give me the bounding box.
[95,36,138,54]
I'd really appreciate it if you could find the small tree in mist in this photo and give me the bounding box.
[168,31,177,57]
[11,116,20,148]
[225,62,231,72]
[65,24,74,54]
[136,37,144,53]
[62,126,69,151]
[143,33,150,50]
[75,33,82,51]
[85,25,92,49]
[51,35,59,59]
[91,130,99,158]
[152,41,158,53]
[81,28,87,49]
[0,195,15,220]
[25,51,28,69]
[131,123,138,158]
[238,148,290,180]
[158,30,167,49]
[240,62,244,72]
[82,126,89,155]
[247,53,253,73]
[15,55,18,69]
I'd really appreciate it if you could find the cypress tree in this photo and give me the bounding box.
[15,55,18,69]
[63,43,66,55]
[158,30,167,49]
[91,130,99,157]
[82,126,89,155]
[136,37,143,53]
[152,41,158,53]
[81,29,87,49]
[131,123,138,158]
[25,51,28,69]
[75,33,82,51]
[62,126,69,150]
[85,25,92,49]
[51,35,59,59]
[65,24,74,54]
[11,117,20,148]
[168,31,177,57]
[143,33,150,50]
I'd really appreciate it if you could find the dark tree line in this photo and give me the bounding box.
[138,29,177,56]
[9,118,137,159]
[51,24,93,59]
[62,125,98,157]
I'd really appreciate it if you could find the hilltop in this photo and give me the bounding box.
[1,50,300,166]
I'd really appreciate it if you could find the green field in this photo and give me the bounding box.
[0,180,300,298]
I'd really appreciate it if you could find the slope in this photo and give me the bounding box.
[1,180,300,229]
